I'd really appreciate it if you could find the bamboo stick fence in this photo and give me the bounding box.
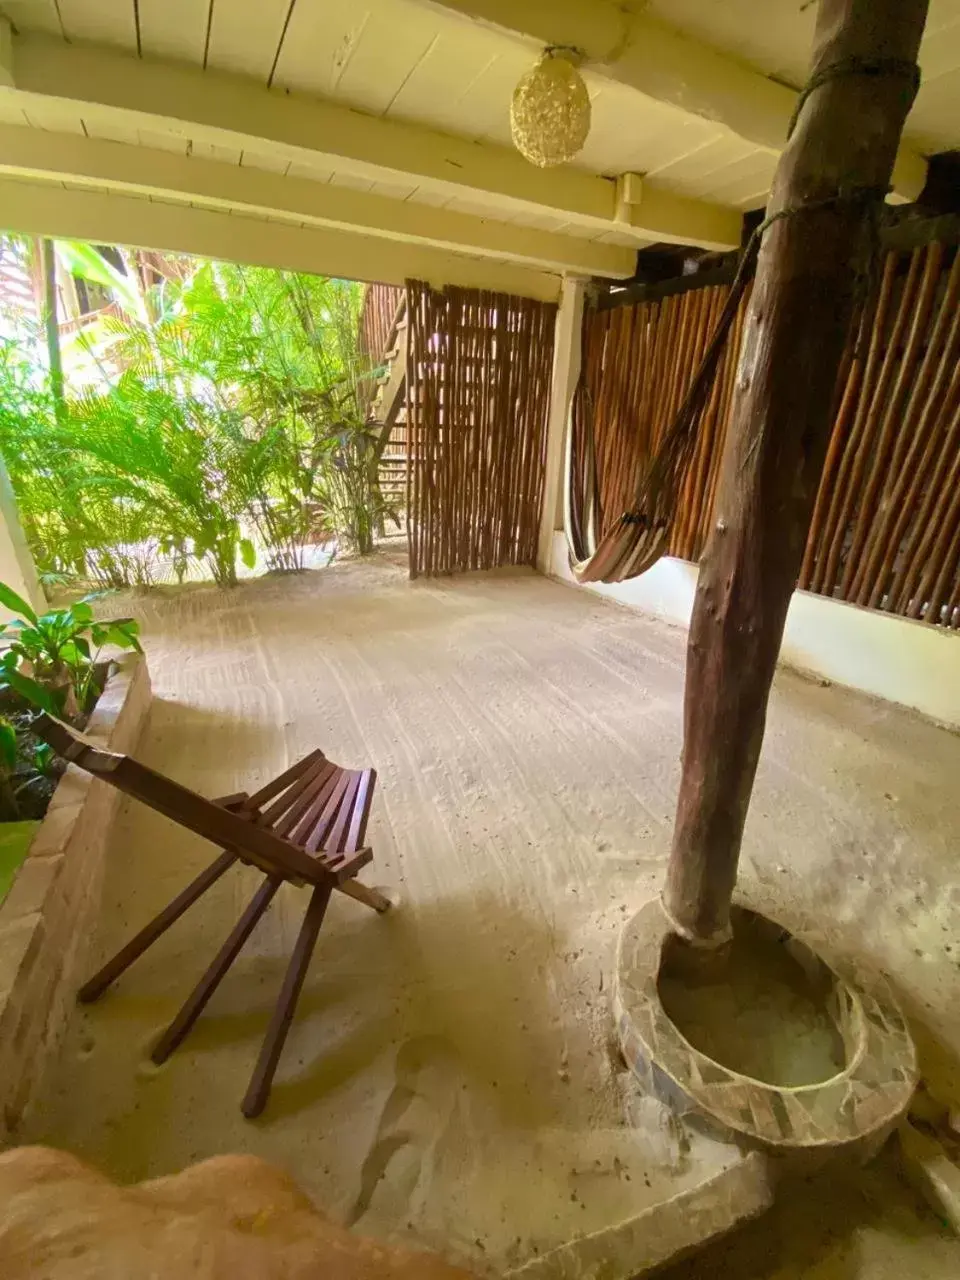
[359,282,404,367]
[405,280,557,578]
[579,241,960,628]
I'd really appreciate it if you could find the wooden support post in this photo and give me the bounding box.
[662,0,928,946]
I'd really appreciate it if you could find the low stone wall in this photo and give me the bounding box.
[0,654,151,1144]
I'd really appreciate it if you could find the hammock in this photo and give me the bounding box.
[564,240,758,585]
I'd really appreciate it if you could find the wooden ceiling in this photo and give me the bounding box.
[0,0,953,295]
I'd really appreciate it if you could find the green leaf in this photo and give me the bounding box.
[68,601,94,624]
[11,627,44,654]
[33,741,55,775]
[0,720,17,770]
[60,638,91,666]
[1,669,61,715]
[0,581,38,624]
[92,621,142,653]
[239,537,256,569]
[37,611,76,647]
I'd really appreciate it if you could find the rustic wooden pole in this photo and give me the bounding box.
[39,237,66,425]
[662,0,928,946]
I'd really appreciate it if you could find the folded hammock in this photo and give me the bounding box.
[564,239,758,585]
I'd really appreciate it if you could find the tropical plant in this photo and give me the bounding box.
[0,715,57,822]
[0,581,142,717]
[0,236,387,589]
[67,378,258,587]
[0,717,20,820]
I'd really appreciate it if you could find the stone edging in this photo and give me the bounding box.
[0,653,151,1144]
[505,1150,772,1279]
[615,897,917,1153]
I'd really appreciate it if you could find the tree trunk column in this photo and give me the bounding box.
[663,0,928,945]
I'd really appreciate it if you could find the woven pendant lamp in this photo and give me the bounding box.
[510,48,591,168]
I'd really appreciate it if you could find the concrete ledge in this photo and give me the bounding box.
[0,654,151,1143]
[506,1151,772,1278]
[548,533,960,729]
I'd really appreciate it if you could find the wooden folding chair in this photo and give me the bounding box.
[34,714,391,1118]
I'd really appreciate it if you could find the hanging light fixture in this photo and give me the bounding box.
[510,47,591,169]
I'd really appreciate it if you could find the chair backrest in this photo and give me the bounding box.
[243,749,377,864]
[32,715,370,887]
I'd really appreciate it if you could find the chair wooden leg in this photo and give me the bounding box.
[151,874,282,1065]
[337,879,392,913]
[241,882,333,1119]
[78,851,237,1004]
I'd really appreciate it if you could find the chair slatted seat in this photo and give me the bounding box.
[33,714,390,1118]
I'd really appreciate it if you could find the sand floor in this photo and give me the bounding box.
[28,550,960,1277]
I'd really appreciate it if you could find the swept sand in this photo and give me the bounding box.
[26,549,960,1277]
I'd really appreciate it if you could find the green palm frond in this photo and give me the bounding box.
[0,235,378,582]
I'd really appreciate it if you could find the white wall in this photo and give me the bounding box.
[537,277,584,574]
[549,532,960,730]
[0,457,43,622]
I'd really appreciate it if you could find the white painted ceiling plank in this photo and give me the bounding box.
[645,0,957,147]
[138,0,211,65]
[337,26,442,117]
[80,116,142,146]
[922,0,960,39]
[916,17,960,80]
[241,149,291,174]
[137,129,190,155]
[594,229,648,247]
[0,0,63,36]
[555,222,604,241]
[0,98,29,125]
[734,187,772,212]
[506,209,572,233]
[385,25,507,130]
[647,135,760,190]
[20,102,84,133]
[328,170,376,192]
[702,153,779,205]
[272,0,444,118]
[286,160,336,182]
[909,72,960,151]
[467,49,545,146]
[270,0,373,96]
[403,187,451,209]
[205,0,293,81]
[368,178,419,200]
[56,0,138,50]
[586,99,722,177]
[189,140,244,166]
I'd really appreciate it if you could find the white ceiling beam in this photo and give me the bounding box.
[0,124,637,278]
[419,0,928,202]
[0,176,561,301]
[3,32,743,252]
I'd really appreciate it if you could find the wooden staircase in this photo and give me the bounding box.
[368,295,408,511]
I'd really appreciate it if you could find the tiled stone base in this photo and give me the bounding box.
[615,898,917,1155]
[0,655,151,1144]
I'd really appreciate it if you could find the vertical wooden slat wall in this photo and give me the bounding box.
[580,241,960,628]
[405,280,557,579]
[580,283,751,563]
